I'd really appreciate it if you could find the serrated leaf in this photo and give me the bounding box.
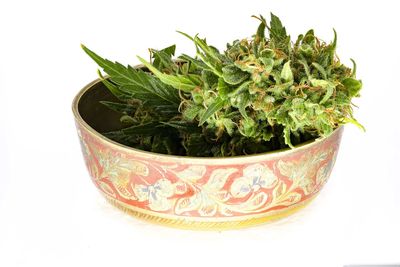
[283,126,293,148]
[199,97,225,125]
[178,31,223,77]
[97,70,133,101]
[102,122,169,147]
[269,13,287,43]
[193,35,222,63]
[151,44,178,72]
[178,53,209,70]
[82,45,180,113]
[137,56,200,92]
[262,130,274,141]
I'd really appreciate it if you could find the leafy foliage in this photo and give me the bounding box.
[82,13,363,157]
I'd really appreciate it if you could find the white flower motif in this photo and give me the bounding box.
[278,150,328,182]
[134,178,174,211]
[175,168,237,216]
[173,165,206,182]
[277,149,330,195]
[230,164,278,198]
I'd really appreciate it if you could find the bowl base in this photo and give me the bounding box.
[102,193,318,231]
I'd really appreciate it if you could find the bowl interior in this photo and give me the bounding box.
[78,81,125,133]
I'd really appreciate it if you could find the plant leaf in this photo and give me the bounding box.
[298,59,311,79]
[252,15,267,43]
[217,78,231,98]
[268,13,287,43]
[151,44,178,72]
[281,61,293,83]
[183,105,203,121]
[199,97,225,125]
[328,29,337,64]
[312,62,327,79]
[82,45,180,113]
[137,56,200,92]
[319,85,334,104]
[350,58,357,78]
[342,77,362,97]
[178,31,223,77]
[259,57,274,73]
[96,70,133,101]
[222,64,250,85]
[193,35,222,63]
[283,126,293,148]
[179,53,209,70]
[342,117,365,131]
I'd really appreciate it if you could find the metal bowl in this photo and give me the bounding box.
[72,77,343,230]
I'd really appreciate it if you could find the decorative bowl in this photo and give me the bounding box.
[72,77,343,230]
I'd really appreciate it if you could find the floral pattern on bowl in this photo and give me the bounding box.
[73,78,343,229]
[76,121,342,228]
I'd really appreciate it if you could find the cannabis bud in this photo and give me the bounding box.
[82,13,363,157]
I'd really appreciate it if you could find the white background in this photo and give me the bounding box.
[1,0,399,266]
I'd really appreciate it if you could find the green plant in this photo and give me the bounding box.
[81,13,363,157]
